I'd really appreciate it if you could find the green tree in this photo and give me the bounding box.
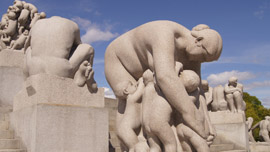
[244,92,270,141]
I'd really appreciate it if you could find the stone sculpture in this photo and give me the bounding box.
[116,77,146,152]
[142,63,182,152]
[251,116,270,142]
[0,0,45,51]
[105,20,222,151]
[175,68,213,152]
[246,117,256,142]
[24,16,97,93]
[211,85,228,112]
[202,80,213,110]
[224,77,246,113]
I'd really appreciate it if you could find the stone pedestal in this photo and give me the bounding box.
[249,142,270,152]
[209,111,249,152]
[10,74,108,152]
[0,49,24,108]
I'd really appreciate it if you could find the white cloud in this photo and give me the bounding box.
[81,28,118,44]
[72,17,118,44]
[206,43,270,66]
[245,81,270,90]
[261,97,270,108]
[207,70,255,86]
[104,87,116,99]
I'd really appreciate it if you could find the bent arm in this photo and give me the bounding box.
[152,35,206,138]
[128,78,145,103]
[224,85,240,94]
[251,122,260,131]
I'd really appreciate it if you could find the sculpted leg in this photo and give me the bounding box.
[145,133,162,152]
[150,121,177,152]
[71,44,97,92]
[177,125,193,152]
[117,100,142,151]
[177,124,209,152]
[226,94,236,112]
[69,44,94,73]
[233,91,243,112]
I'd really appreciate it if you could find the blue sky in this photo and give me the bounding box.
[1,0,270,107]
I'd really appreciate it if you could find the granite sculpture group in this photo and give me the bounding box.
[202,77,246,113]
[0,0,46,51]
[1,1,269,152]
[105,21,222,151]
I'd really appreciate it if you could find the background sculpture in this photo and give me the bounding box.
[224,76,246,113]
[251,116,270,142]
[105,20,222,151]
[202,80,213,110]
[246,117,256,142]
[211,85,228,112]
[24,16,97,93]
[0,0,46,51]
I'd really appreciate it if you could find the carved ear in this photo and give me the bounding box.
[123,88,129,95]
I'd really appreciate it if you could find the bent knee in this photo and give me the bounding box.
[233,91,241,96]
[77,44,94,55]
[226,93,233,98]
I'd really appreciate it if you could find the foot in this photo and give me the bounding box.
[74,60,90,87]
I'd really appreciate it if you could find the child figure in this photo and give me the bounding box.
[142,62,211,152]
[175,69,211,152]
[142,69,177,152]
[116,78,148,152]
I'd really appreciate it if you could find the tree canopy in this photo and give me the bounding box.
[244,92,270,141]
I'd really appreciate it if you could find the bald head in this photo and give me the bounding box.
[191,28,223,62]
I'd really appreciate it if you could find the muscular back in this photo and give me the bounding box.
[30,16,81,58]
[105,20,191,80]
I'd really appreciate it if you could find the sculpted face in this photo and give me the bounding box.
[124,82,137,95]
[201,80,209,91]
[186,29,222,62]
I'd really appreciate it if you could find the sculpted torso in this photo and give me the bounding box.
[30,16,80,59]
[106,21,199,80]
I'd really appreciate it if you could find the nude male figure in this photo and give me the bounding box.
[105,21,223,143]
[24,16,97,92]
[142,69,177,152]
[116,77,148,152]
[201,80,213,110]
[224,77,245,113]
[9,29,28,50]
[246,117,255,142]
[142,63,212,152]
[251,116,270,142]
[211,85,228,112]
[175,70,212,152]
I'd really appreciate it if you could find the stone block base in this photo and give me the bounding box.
[249,142,270,152]
[10,103,108,152]
[0,49,24,107]
[209,111,249,151]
